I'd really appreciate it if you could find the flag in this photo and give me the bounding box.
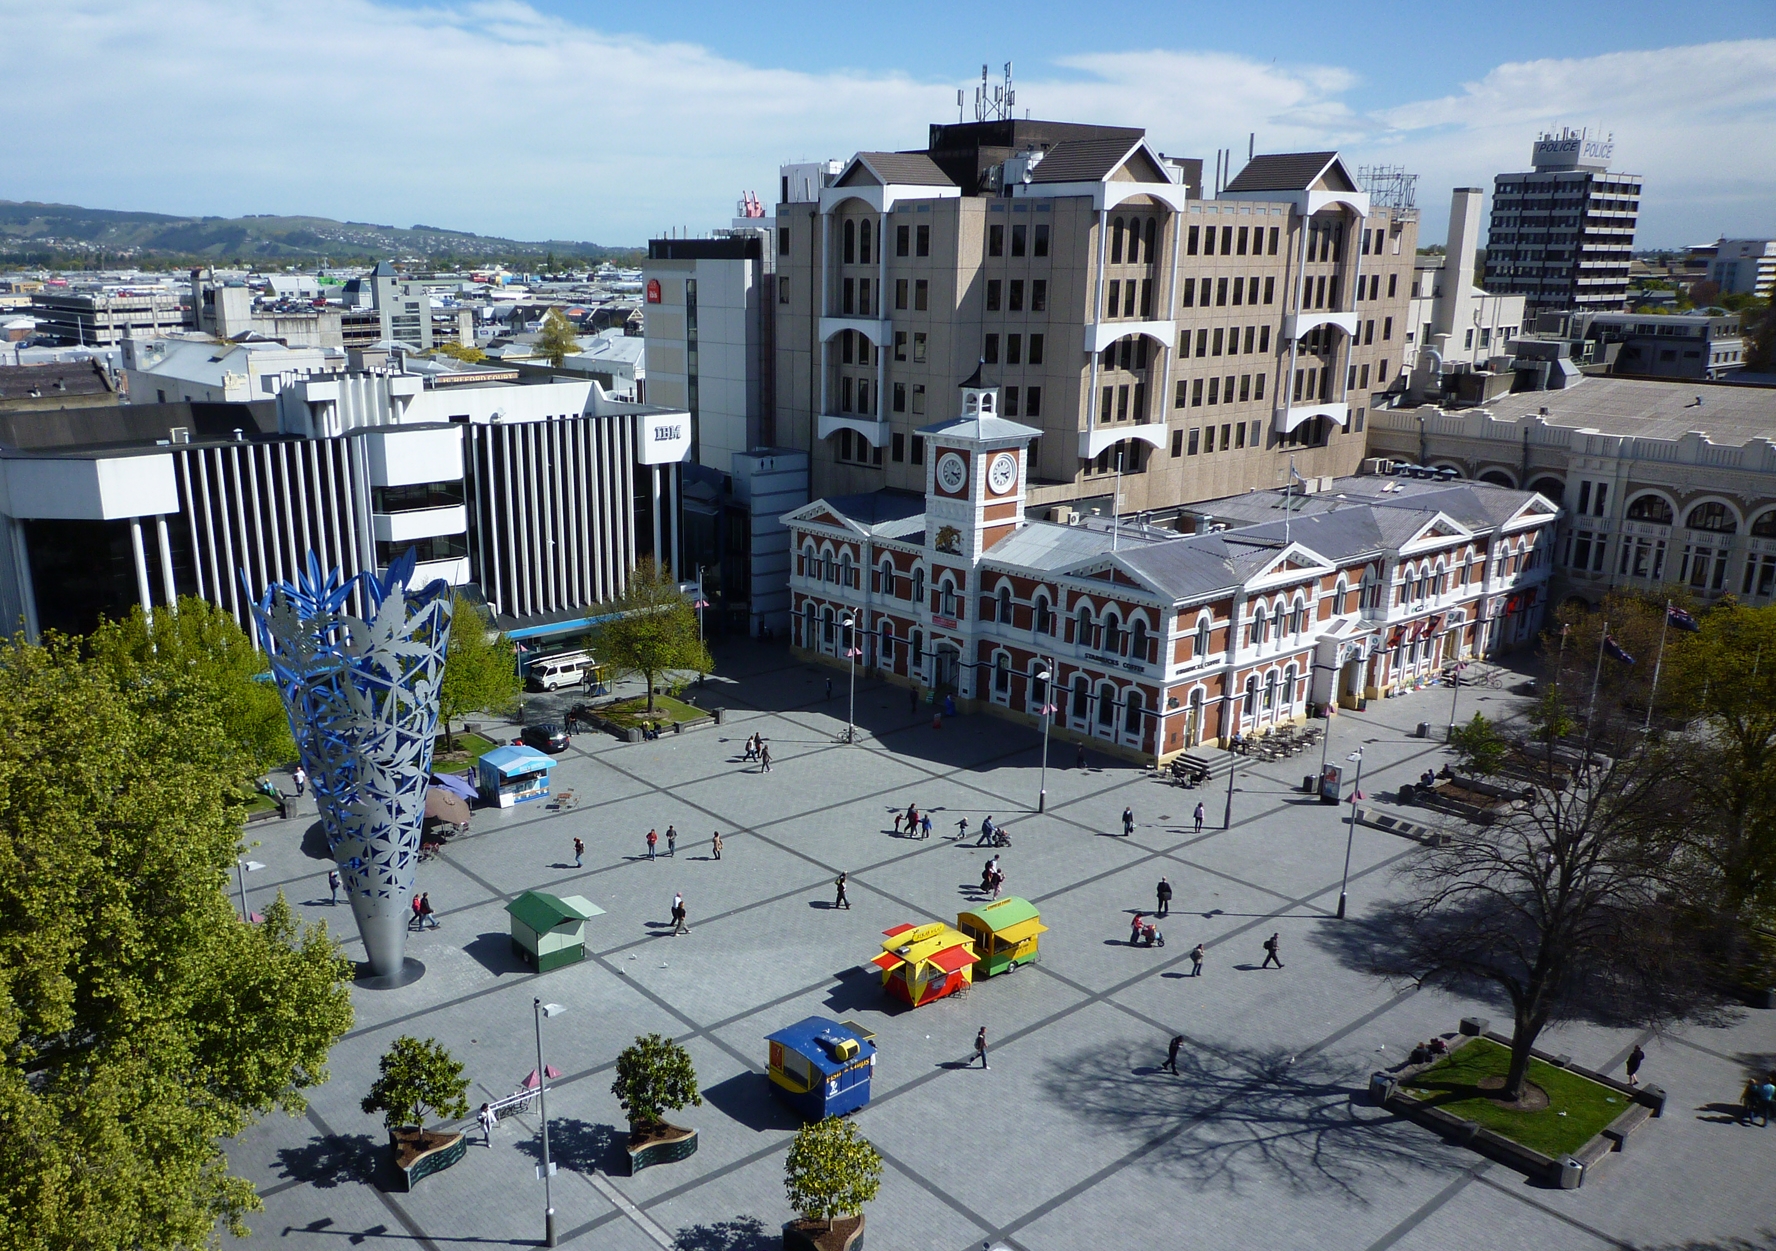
[1667,606,1701,633]
[1603,636,1635,665]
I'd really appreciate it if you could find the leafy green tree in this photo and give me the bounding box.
[592,560,712,714]
[1449,712,1507,777]
[361,1037,470,1129]
[436,340,486,364]
[85,595,295,775]
[533,307,581,368]
[0,636,354,1251]
[438,594,521,748]
[784,1117,883,1224]
[610,1033,700,1128]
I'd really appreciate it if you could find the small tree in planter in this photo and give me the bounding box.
[783,1117,882,1251]
[611,1033,702,1171]
[361,1036,471,1187]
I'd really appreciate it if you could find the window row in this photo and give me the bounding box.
[1086,440,1150,476]
[1355,272,1400,301]
[1179,275,1275,309]
[1172,419,1265,456]
[987,222,1052,258]
[986,279,1048,313]
[1175,373,1267,409]
[1182,323,1271,359]
[1109,216,1158,265]
[1188,223,1279,257]
[983,332,1045,365]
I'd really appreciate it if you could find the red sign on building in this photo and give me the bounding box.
[645,278,662,304]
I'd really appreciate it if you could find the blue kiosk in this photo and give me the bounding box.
[764,1017,877,1120]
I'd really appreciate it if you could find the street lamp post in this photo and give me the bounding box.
[533,999,566,1247]
[841,613,857,744]
[235,858,265,922]
[1337,749,1364,919]
[1223,748,1238,831]
[1036,667,1053,812]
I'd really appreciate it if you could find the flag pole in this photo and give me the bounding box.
[1643,601,1671,734]
[1587,618,1609,724]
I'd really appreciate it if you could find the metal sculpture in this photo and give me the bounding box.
[249,550,454,981]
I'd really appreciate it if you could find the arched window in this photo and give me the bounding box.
[994,652,1011,697]
[821,549,834,583]
[1433,563,1447,598]
[1071,675,1090,720]
[1127,218,1141,264]
[1686,501,1738,534]
[1288,599,1305,636]
[913,566,926,605]
[821,606,835,648]
[1029,663,1049,711]
[939,578,958,618]
[1754,511,1776,539]
[858,219,871,265]
[1124,689,1144,736]
[880,619,895,664]
[1188,688,1205,746]
[1626,494,1674,524]
[1530,477,1565,505]
[912,629,924,668]
[1250,605,1267,648]
[1104,612,1123,655]
[1076,603,1095,646]
[1263,670,1279,713]
[997,584,1012,624]
[1110,216,1125,264]
[1243,675,1259,722]
[801,543,816,577]
[843,218,856,264]
[1283,663,1298,708]
[1143,217,1157,263]
[1097,682,1118,727]
[1034,594,1053,635]
[879,558,896,596]
[1195,615,1212,658]
[1131,617,1149,662]
[839,552,854,589]
[1334,577,1349,612]
[802,601,815,647]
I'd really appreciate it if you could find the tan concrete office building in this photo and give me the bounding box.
[773,120,1418,518]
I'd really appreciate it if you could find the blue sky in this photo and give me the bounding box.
[5,0,1774,248]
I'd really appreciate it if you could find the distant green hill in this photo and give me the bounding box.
[0,200,641,265]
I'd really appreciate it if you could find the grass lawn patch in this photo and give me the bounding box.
[240,793,279,816]
[596,694,707,729]
[432,731,496,773]
[1403,1037,1629,1157]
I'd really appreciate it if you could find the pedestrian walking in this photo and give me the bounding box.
[906,802,919,832]
[1162,1035,1183,1075]
[419,893,439,929]
[1626,1044,1645,1087]
[292,765,307,796]
[572,837,584,868]
[666,824,677,857]
[711,831,723,860]
[760,744,772,772]
[1193,802,1205,835]
[894,811,904,836]
[646,828,658,860]
[478,1102,496,1147]
[973,1027,989,1070]
[977,815,997,847]
[834,872,851,910]
[920,813,933,839]
[1189,943,1205,976]
[327,868,340,905]
[671,890,682,923]
[956,816,969,841]
[410,894,422,930]
[990,865,1004,898]
[826,677,833,700]
[672,899,689,935]
[1122,806,1134,838]
[1156,877,1172,917]
[1261,932,1283,969]
[1076,742,1087,769]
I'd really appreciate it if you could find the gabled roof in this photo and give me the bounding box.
[917,413,1043,442]
[839,152,955,188]
[1030,137,1168,185]
[505,889,598,933]
[1225,152,1347,193]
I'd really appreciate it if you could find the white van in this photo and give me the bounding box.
[528,651,598,691]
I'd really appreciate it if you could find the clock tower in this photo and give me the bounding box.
[920,366,1040,566]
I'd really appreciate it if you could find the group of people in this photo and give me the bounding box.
[894,803,933,838]
[740,733,773,772]
[979,856,1005,899]
[408,892,438,930]
[644,825,681,860]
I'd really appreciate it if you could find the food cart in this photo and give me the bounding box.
[871,921,978,1007]
[505,891,604,972]
[476,745,557,808]
[956,896,1047,977]
[764,1016,877,1120]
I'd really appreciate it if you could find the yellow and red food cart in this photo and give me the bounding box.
[871,921,978,1007]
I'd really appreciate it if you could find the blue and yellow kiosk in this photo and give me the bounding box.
[764,1017,877,1121]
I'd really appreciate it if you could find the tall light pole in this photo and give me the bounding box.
[235,858,264,922]
[1337,749,1364,919]
[1036,666,1053,812]
[533,999,566,1247]
[841,613,858,744]
[1223,748,1238,830]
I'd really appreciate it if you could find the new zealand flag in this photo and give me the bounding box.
[1603,636,1636,665]
[1667,606,1701,633]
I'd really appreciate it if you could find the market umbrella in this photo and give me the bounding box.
[424,787,471,826]
[430,771,478,802]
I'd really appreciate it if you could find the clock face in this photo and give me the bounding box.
[936,451,968,495]
[987,451,1018,495]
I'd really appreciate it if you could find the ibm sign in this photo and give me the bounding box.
[1531,133,1614,171]
[640,412,692,464]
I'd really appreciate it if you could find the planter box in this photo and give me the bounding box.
[389,1128,466,1192]
[783,1215,864,1251]
[626,1121,697,1175]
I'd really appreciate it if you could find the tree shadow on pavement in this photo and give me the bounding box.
[1037,1038,1450,1204]
[510,1116,625,1175]
[273,1130,383,1190]
[672,1215,776,1251]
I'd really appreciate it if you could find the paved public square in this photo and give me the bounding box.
[230,640,1775,1251]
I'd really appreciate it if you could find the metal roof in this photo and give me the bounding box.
[505,889,596,933]
[765,1016,876,1077]
[958,895,1041,933]
[916,413,1043,442]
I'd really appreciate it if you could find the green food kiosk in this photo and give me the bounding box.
[506,890,604,972]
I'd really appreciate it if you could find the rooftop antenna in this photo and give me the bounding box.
[957,88,964,123]
[973,61,1015,122]
[1248,132,1255,162]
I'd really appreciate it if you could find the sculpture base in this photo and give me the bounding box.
[355,958,426,989]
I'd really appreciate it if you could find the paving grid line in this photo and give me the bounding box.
[298,1106,445,1251]
[267,672,1469,1243]
[1471,1172,1637,1249]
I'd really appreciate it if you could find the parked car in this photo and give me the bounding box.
[520,723,570,753]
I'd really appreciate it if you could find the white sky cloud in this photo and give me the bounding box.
[3,1,1770,247]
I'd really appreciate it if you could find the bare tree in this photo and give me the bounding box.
[1376,698,1700,1100]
